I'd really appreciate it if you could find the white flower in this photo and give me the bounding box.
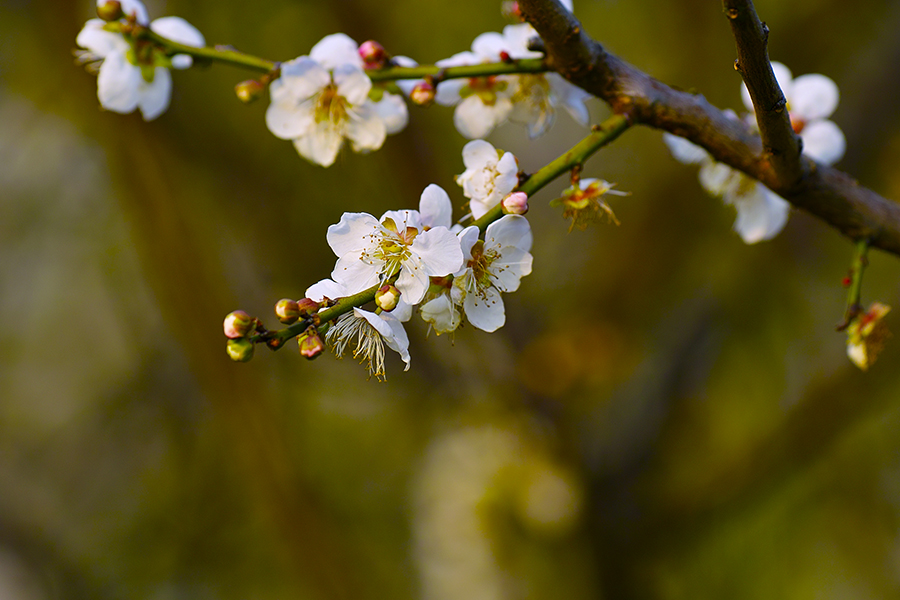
[75,1,204,121]
[741,62,845,166]
[434,35,516,139]
[265,33,408,167]
[452,215,533,332]
[326,185,464,305]
[663,129,789,244]
[326,308,411,379]
[456,140,519,219]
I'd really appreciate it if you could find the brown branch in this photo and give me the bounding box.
[517,0,900,257]
[723,0,805,189]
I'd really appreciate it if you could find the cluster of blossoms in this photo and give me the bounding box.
[75,0,205,121]
[224,142,541,379]
[76,1,591,167]
[664,62,846,244]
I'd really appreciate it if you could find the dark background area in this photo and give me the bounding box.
[2,0,900,598]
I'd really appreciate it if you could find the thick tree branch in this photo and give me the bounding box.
[723,0,805,189]
[517,0,900,257]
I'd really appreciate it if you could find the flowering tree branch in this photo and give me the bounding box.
[723,0,805,188]
[517,0,900,257]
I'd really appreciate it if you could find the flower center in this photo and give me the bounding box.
[370,218,418,278]
[315,83,349,124]
[467,240,497,290]
[461,75,508,106]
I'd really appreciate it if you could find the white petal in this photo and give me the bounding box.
[345,104,387,153]
[419,184,454,230]
[549,73,591,126]
[789,73,839,121]
[729,184,790,244]
[486,214,533,253]
[489,246,533,293]
[698,161,738,196]
[412,227,465,276]
[96,51,141,114]
[310,33,363,70]
[390,298,414,323]
[392,56,420,96]
[265,97,316,140]
[170,55,193,69]
[327,212,381,257]
[436,51,478,69]
[113,0,149,24]
[380,209,421,232]
[663,133,710,165]
[150,16,205,48]
[420,294,461,335]
[378,313,411,370]
[306,278,347,301]
[456,226,481,265]
[462,140,498,169]
[471,32,507,60]
[454,96,502,139]
[371,92,408,135]
[334,65,372,107]
[137,67,171,120]
[464,285,506,332]
[800,119,845,165]
[434,79,466,106]
[275,58,331,101]
[501,24,543,59]
[294,121,344,167]
[396,256,431,304]
[332,254,381,294]
[77,20,129,57]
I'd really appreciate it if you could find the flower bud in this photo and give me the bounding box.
[275,298,301,324]
[223,310,255,339]
[97,1,123,21]
[502,191,529,215]
[410,81,436,106]
[359,40,388,69]
[375,284,401,312]
[296,297,321,317]
[234,79,265,104]
[226,338,255,362]
[299,330,325,359]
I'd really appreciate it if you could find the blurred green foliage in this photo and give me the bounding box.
[2,0,900,598]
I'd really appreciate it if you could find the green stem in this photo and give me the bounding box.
[139,25,549,80]
[247,113,631,351]
[844,238,870,321]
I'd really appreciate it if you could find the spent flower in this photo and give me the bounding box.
[846,302,891,371]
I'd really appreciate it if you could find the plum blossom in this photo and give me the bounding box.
[424,215,533,333]
[456,140,519,219]
[305,278,411,378]
[742,62,846,166]
[265,33,408,167]
[434,1,588,139]
[75,0,204,120]
[551,178,628,231]
[326,185,463,305]
[664,63,845,244]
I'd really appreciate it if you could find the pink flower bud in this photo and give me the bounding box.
[97,1,123,21]
[410,81,436,106]
[375,284,401,312]
[296,298,321,317]
[299,331,325,359]
[359,40,388,69]
[234,79,265,104]
[502,191,529,215]
[275,299,301,324]
[223,310,255,339]
[226,338,255,362]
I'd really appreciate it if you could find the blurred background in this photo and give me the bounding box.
[2,0,900,598]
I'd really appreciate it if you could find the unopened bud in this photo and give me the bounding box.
[501,1,523,20]
[234,79,265,104]
[359,40,388,69]
[410,81,436,106]
[296,297,321,317]
[499,50,513,63]
[275,298,301,324]
[502,191,529,215]
[224,310,255,339]
[299,330,325,359]
[97,1,123,21]
[226,338,255,362]
[375,284,401,312]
